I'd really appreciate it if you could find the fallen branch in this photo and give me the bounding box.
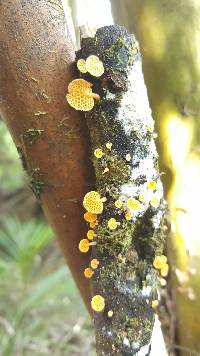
[74,25,168,355]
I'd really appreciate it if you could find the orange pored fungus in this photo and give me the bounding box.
[83,191,106,214]
[84,212,97,223]
[85,55,104,77]
[66,79,100,111]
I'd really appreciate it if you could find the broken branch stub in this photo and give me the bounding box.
[78,25,168,355]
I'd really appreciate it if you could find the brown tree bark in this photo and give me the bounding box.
[0,0,94,310]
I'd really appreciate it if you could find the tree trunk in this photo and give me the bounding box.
[0,0,94,310]
[111,1,200,354]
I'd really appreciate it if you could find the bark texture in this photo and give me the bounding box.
[111,1,200,354]
[77,25,167,355]
[0,0,94,309]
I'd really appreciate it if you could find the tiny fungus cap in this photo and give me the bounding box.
[107,218,120,230]
[85,55,104,77]
[127,198,140,211]
[83,191,104,214]
[77,58,87,73]
[84,267,94,279]
[87,230,96,240]
[91,295,105,312]
[78,239,89,253]
[84,212,97,223]
[90,258,99,269]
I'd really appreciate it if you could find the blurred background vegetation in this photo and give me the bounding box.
[0,119,94,355]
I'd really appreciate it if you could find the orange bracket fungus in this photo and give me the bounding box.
[66,78,100,111]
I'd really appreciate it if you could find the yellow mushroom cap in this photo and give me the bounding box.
[161,263,169,277]
[66,79,100,111]
[91,295,105,312]
[91,258,99,269]
[87,230,96,240]
[108,310,113,318]
[77,58,87,73]
[94,148,104,158]
[84,212,97,223]
[83,191,104,214]
[107,218,120,230]
[125,212,132,221]
[84,267,94,279]
[68,78,92,94]
[106,142,112,150]
[85,55,104,77]
[115,200,123,209]
[79,239,90,253]
[125,153,131,162]
[148,180,157,190]
[151,300,159,309]
[127,198,140,212]
[153,255,167,269]
[150,196,159,207]
[90,221,97,228]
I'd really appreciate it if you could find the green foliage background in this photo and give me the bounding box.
[0,120,94,356]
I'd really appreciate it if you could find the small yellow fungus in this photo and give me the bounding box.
[85,55,104,77]
[91,295,105,312]
[127,198,140,211]
[77,58,87,73]
[153,255,167,269]
[115,200,123,209]
[90,221,97,228]
[78,239,96,253]
[150,196,159,207]
[161,263,169,277]
[94,148,104,158]
[106,142,112,150]
[125,212,132,220]
[84,267,94,279]
[91,258,99,269]
[84,212,97,223]
[125,153,131,162]
[139,194,145,202]
[66,78,100,111]
[148,180,157,190]
[108,218,120,230]
[87,230,97,240]
[108,310,113,318]
[151,300,159,309]
[83,191,105,214]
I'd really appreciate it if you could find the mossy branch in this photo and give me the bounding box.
[78,26,168,355]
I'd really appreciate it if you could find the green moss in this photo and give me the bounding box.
[23,128,44,146]
[93,153,131,195]
[97,219,136,256]
[124,317,152,344]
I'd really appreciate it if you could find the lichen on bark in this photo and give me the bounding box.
[78,25,167,355]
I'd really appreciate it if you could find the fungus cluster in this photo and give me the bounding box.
[153,255,169,278]
[77,55,104,77]
[66,78,100,111]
